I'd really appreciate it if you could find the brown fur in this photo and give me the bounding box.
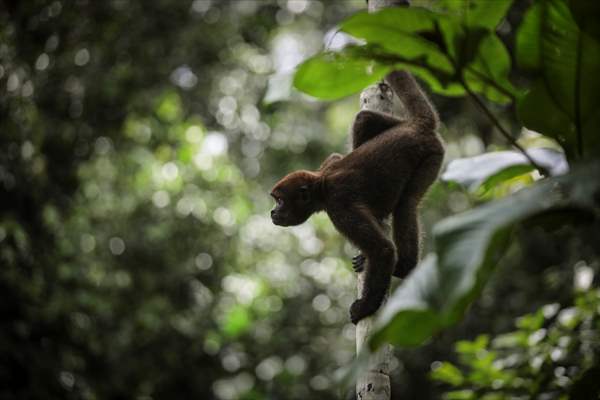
[270,71,444,323]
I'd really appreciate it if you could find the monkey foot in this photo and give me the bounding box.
[393,258,417,279]
[350,298,379,324]
[352,254,366,273]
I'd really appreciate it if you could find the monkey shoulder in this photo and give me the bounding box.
[322,168,367,205]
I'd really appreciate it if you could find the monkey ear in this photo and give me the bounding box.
[299,185,310,202]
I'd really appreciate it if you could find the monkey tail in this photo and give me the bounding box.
[385,70,439,133]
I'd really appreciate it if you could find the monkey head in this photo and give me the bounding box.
[270,170,319,226]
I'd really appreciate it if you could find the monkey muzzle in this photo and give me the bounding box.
[270,209,289,226]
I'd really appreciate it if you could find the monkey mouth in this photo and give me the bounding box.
[271,215,288,226]
[271,217,285,226]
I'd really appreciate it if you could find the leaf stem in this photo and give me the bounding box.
[461,81,549,177]
[464,66,517,102]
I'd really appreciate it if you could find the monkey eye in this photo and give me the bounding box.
[299,185,310,202]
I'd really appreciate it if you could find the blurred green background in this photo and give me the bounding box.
[1,1,598,399]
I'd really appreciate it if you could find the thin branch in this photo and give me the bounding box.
[464,66,517,102]
[461,81,550,177]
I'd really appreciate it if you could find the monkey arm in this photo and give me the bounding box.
[319,153,343,170]
[351,109,404,149]
[385,70,439,132]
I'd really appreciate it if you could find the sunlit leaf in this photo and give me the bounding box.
[431,362,465,386]
[340,8,455,73]
[441,148,568,192]
[293,51,391,100]
[371,163,600,348]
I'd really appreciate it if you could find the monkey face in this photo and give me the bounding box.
[270,171,315,226]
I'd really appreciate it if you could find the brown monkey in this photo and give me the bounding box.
[270,70,444,323]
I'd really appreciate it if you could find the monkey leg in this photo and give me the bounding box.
[392,153,443,278]
[392,199,420,278]
[329,205,396,324]
[352,110,404,149]
[351,218,389,273]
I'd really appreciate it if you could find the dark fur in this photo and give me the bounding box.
[270,71,444,324]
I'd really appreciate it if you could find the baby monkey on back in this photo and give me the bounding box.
[270,70,444,324]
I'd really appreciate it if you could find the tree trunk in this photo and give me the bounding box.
[356,1,409,399]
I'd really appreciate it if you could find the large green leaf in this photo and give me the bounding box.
[293,45,464,100]
[463,33,519,104]
[437,0,513,30]
[348,7,516,103]
[295,4,517,103]
[293,51,391,100]
[370,163,600,348]
[340,8,454,74]
[517,0,600,160]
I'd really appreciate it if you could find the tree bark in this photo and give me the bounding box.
[356,1,409,399]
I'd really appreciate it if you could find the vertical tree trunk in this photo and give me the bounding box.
[355,1,409,399]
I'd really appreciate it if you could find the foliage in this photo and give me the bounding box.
[0,1,365,399]
[441,148,567,195]
[293,0,600,351]
[431,288,600,399]
[371,164,600,348]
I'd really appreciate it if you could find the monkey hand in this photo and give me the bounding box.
[352,254,366,273]
[350,298,380,324]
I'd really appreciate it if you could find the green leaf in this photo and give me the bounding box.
[293,51,391,100]
[444,390,476,400]
[518,81,576,157]
[517,0,600,160]
[293,45,464,100]
[477,165,535,196]
[340,8,454,73]
[456,335,489,356]
[441,148,568,192]
[436,20,488,70]
[463,33,518,104]
[437,0,513,29]
[347,44,465,96]
[407,65,465,97]
[370,163,600,348]
[431,362,465,386]
[516,3,542,70]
